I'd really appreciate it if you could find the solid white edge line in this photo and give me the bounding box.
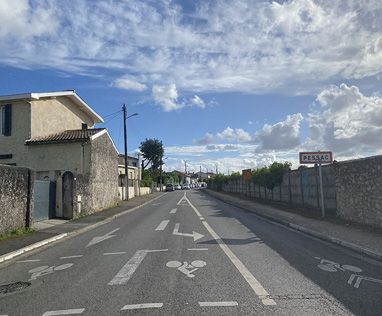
[155,220,170,231]
[199,301,238,307]
[201,220,276,306]
[16,259,41,263]
[41,308,85,315]
[183,194,202,217]
[121,303,163,310]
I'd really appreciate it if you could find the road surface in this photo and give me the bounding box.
[0,190,381,315]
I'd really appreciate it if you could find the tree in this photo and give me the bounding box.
[139,138,164,170]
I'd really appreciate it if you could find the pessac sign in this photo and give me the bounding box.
[299,152,333,164]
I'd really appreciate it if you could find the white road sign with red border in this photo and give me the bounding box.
[299,152,333,164]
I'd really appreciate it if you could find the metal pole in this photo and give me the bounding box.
[122,104,129,201]
[160,141,163,191]
[138,153,141,197]
[318,162,325,217]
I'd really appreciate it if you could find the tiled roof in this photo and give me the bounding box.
[25,128,106,145]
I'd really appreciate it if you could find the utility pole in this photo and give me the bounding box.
[215,164,218,175]
[200,165,202,181]
[159,141,163,192]
[122,104,129,201]
[137,153,141,197]
[184,161,187,174]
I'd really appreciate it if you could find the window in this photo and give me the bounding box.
[0,104,12,136]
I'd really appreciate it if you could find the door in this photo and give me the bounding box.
[34,180,56,222]
[62,171,74,219]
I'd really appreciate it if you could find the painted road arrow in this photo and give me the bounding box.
[172,223,204,241]
[86,228,120,247]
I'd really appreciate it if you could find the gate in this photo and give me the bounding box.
[62,171,74,219]
[34,180,56,222]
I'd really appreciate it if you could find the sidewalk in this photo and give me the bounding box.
[205,190,382,261]
[0,192,165,262]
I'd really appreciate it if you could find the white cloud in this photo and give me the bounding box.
[307,83,382,155]
[193,133,215,145]
[256,114,303,150]
[152,83,182,112]
[190,95,205,108]
[113,77,147,91]
[217,127,252,142]
[0,1,381,95]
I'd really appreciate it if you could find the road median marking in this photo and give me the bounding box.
[121,303,163,310]
[103,252,126,256]
[199,301,238,307]
[41,309,85,315]
[170,208,177,214]
[155,220,170,231]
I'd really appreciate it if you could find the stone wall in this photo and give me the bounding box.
[73,133,119,217]
[335,155,382,227]
[0,165,34,234]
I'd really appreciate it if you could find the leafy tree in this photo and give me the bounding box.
[139,138,164,170]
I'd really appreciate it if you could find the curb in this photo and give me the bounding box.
[204,190,382,262]
[0,193,166,264]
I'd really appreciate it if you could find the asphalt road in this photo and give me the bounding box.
[0,190,381,315]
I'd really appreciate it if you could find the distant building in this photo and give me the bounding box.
[117,154,141,199]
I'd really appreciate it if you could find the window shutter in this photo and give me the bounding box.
[3,104,12,136]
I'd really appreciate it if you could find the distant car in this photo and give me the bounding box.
[181,184,190,190]
[165,184,175,192]
[175,184,181,190]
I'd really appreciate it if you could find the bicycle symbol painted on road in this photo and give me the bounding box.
[28,263,73,281]
[315,257,382,289]
[166,260,206,278]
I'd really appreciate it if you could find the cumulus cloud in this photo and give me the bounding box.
[307,83,382,155]
[113,76,147,91]
[152,83,182,112]
[0,1,381,95]
[193,133,215,145]
[194,126,252,144]
[190,95,205,108]
[256,114,303,150]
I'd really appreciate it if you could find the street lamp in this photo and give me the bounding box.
[122,104,138,201]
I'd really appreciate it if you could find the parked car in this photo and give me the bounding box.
[175,184,182,190]
[165,184,175,192]
[181,184,190,190]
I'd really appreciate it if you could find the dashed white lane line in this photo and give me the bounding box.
[155,220,170,231]
[199,301,238,307]
[103,252,127,256]
[185,192,276,306]
[121,303,163,310]
[41,309,85,315]
[146,249,168,253]
[108,250,147,285]
[188,248,208,251]
[169,208,177,214]
[16,259,41,263]
[59,255,83,259]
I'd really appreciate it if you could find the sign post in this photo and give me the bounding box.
[299,151,333,218]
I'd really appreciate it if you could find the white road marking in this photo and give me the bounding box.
[173,223,204,241]
[200,217,205,220]
[170,208,177,214]
[60,255,83,259]
[121,303,163,310]
[86,228,120,247]
[103,252,127,255]
[41,309,85,315]
[146,249,169,253]
[202,220,276,306]
[108,250,147,285]
[199,301,238,307]
[188,248,208,251]
[155,220,170,231]
[183,193,276,306]
[183,194,202,216]
[17,259,41,263]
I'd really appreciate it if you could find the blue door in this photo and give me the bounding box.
[34,180,56,221]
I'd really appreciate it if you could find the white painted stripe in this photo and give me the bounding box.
[108,250,147,285]
[170,208,177,214]
[17,259,41,263]
[41,309,85,316]
[200,217,205,220]
[103,252,126,255]
[155,220,170,231]
[184,194,202,216]
[201,221,276,306]
[60,255,83,259]
[188,248,208,251]
[145,249,168,253]
[199,301,238,307]
[121,303,163,310]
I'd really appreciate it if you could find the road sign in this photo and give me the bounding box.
[242,169,252,182]
[299,151,333,164]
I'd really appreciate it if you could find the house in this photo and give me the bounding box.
[171,170,191,184]
[117,154,141,199]
[0,90,119,220]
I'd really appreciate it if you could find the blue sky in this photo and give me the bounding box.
[1,0,382,173]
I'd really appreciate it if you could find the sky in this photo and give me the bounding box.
[1,0,382,174]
